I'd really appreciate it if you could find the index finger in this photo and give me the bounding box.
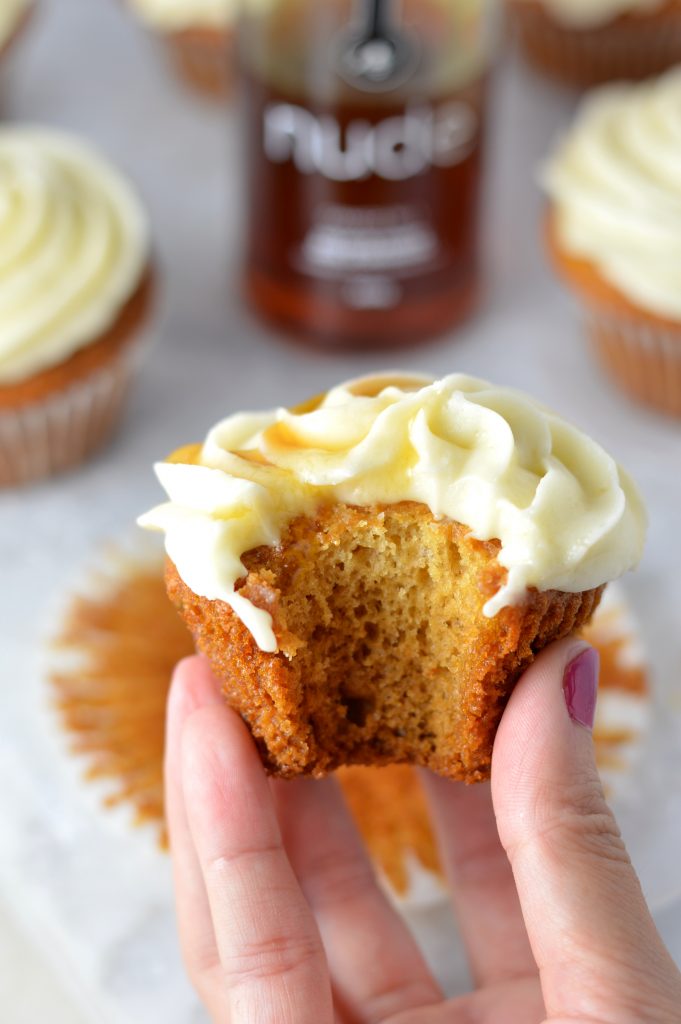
[181,702,334,1024]
[493,639,681,1021]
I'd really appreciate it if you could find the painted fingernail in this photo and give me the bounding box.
[563,646,599,730]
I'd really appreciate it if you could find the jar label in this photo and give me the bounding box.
[263,100,477,182]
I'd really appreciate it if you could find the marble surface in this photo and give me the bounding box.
[1,1,681,1021]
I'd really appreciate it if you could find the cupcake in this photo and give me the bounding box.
[543,69,681,417]
[139,373,645,781]
[507,0,681,87]
[127,0,235,98]
[0,0,33,73]
[0,128,152,486]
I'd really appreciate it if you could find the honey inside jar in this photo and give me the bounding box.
[239,0,496,350]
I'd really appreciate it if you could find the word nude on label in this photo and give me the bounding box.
[263,100,478,182]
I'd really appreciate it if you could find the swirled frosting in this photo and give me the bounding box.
[543,69,681,320]
[128,0,237,30]
[0,129,149,385]
[139,373,646,653]
[531,0,668,29]
[0,0,29,50]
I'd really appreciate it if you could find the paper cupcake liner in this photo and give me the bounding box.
[0,341,144,487]
[508,2,681,86]
[584,305,681,417]
[164,27,232,98]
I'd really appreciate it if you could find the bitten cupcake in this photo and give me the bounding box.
[543,69,681,417]
[127,0,235,98]
[140,373,645,782]
[507,0,681,86]
[0,128,152,486]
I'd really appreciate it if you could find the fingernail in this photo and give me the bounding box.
[563,646,599,730]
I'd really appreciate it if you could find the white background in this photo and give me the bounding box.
[1,1,681,1020]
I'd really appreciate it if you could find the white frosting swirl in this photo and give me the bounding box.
[0,0,29,50]
[139,373,646,653]
[128,0,237,30]
[531,0,668,29]
[0,128,149,385]
[543,68,681,321]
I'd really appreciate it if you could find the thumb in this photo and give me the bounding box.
[492,637,681,1023]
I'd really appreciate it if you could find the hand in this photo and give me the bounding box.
[164,641,681,1023]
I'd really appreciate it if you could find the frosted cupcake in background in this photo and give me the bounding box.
[0,128,153,486]
[507,0,681,86]
[542,69,681,417]
[127,0,236,98]
[0,0,34,87]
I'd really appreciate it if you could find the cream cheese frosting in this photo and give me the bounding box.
[543,68,681,321]
[139,373,646,653]
[0,0,29,50]
[531,0,668,30]
[128,0,237,30]
[0,128,149,385]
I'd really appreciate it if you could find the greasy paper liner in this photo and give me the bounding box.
[164,26,232,99]
[0,340,145,487]
[583,305,681,418]
[508,2,681,86]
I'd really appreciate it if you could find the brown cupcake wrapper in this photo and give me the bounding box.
[164,28,232,98]
[508,3,681,86]
[583,305,681,417]
[0,340,145,487]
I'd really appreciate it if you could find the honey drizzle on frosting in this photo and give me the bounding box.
[140,373,646,653]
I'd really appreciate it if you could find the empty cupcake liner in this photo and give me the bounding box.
[0,341,145,487]
[509,3,681,86]
[584,305,681,417]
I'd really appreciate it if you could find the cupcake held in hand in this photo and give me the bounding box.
[0,128,152,485]
[140,373,645,781]
[507,0,681,87]
[543,68,681,417]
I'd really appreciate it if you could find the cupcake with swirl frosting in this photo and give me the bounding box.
[507,0,681,87]
[543,69,681,417]
[127,0,235,98]
[0,128,152,486]
[139,372,645,780]
[0,0,33,64]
